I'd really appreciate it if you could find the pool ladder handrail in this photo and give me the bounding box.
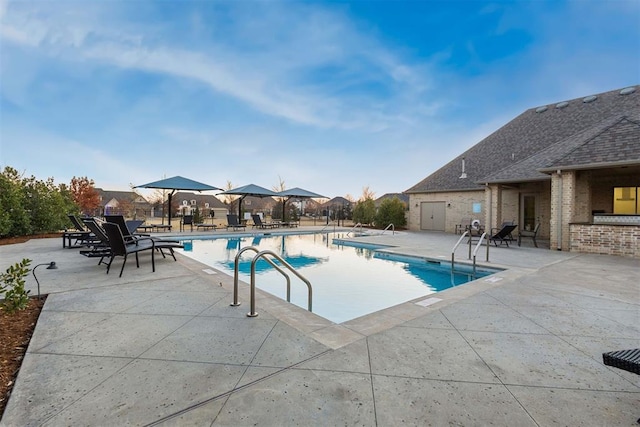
[320,219,339,233]
[230,246,313,317]
[380,223,395,235]
[347,222,363,236]
[451,231,469,273]
[451,231,489,277]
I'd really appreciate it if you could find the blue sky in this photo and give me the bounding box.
[1,0,638,200]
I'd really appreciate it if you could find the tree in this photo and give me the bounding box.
[70,176,100,215]
[0,167,30,237]
[272,176,287,221]
[375,197,407,229]
[352,198,376,226]
[360,186,375,202]
[221,180,238,215]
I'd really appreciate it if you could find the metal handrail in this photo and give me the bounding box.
[472,232,488,278]
[347,222,363,236]
[247,250,313,317]
[230,246,292,307]
[451,231,469,272]
[320,219,339,233]
[380,223,395,235]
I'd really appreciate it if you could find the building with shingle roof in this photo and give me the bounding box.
[405,85,640,256]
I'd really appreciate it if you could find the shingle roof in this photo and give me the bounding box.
[483,113,640,183]
[406,86,640,193]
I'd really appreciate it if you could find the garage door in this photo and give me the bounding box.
[420,202,446,231]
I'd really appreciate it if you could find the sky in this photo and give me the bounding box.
[1,0,638,201]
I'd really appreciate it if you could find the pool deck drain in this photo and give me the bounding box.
[1,228,638,426]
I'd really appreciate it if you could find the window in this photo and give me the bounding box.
[190,200,196,206]
[182,200,188,206]
[613,187,639,214]
[205,203,210,208]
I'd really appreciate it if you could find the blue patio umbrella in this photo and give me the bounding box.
[218,184,279,218]
[277,187,326,221]
[134,176,221,227]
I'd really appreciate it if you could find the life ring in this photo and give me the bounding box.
[471,219,481,230]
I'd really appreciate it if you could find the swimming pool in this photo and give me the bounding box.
[178,232,498,323]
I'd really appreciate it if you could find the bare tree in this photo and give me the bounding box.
[360,186,375,201]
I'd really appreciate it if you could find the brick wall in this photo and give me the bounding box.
[408,191,484,232]
[570,223,640,258]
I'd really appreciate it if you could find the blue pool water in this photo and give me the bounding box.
[178,232,497,323]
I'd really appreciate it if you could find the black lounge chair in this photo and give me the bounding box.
[102,222,183,277]
[518,223,541,247]
[488,224,518,247]
[252,214,278,229]
[602,348,640,424]
[226,214,247,231]
[63,214,98,248]
[104,215,155,243]
[196,222,217,231]
[79,218,112,264]
[180,215,194,232]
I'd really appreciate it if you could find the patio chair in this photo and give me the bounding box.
[491,221,516,242]
[488,224,518,247]
[79,218,112,264]
[104,215,153,243]
[181,215,194,232]
[63,214,97,248]
[602,348,640,424]
[518,223,541,247]
[102,222,183,277]
[226,214,247,231]
[252,214,277,229]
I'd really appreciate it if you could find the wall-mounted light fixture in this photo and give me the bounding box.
[32,261,58,299]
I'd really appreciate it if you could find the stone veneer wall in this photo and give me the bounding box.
[570,223,640,258]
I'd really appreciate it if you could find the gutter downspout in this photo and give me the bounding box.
[557,170,562,251]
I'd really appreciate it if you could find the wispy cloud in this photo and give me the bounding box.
[0,1,434,132]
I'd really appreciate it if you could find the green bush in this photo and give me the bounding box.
[375,197,407,229]
[352,198,376,225]
[0,166,78,238]
[0,259,32,313]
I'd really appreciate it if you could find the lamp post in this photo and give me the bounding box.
[32,262,58,299]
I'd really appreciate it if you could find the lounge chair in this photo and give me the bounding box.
[63,214,97,248]
[79,218,112,264]
[518,223,541,247]
[104,215,152,243]
[252,214,278,229]
[180,215,194,232]
[196,222,217,231]
[226,214,247,231]
[488,224,518,247]
[602,348,640,424]
[102,222,183,277]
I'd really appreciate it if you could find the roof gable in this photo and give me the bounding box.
[406,86,640,193]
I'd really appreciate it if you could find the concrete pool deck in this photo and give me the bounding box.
[1,227,638,426]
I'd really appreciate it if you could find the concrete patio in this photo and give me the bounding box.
[0,228,638,426]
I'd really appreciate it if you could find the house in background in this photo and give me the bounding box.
[405,86,640,258]
[173,191,228,220]
[375,193,409,208]
[95,189,151,218]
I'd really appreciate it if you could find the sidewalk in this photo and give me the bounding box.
[1,229,638,426]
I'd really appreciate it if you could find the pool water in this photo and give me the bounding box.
[178,232,497,323]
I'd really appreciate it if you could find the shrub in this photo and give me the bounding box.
[0,259,32,313]
[376,197,407,229]
[352,198,376,225]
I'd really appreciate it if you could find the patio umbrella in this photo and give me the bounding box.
[134,176,221,227]
[218,184,279,219]
[277,187,326,222]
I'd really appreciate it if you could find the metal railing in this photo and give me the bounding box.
[451,231,469,273]
[229,246,313,318]
[472,232,488,278]
[380,223,395,235]
[247,250,312,317]
[347,222,363,236]
[231,246,292,308]
[451,230,490,278]
[320,219,339,233]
